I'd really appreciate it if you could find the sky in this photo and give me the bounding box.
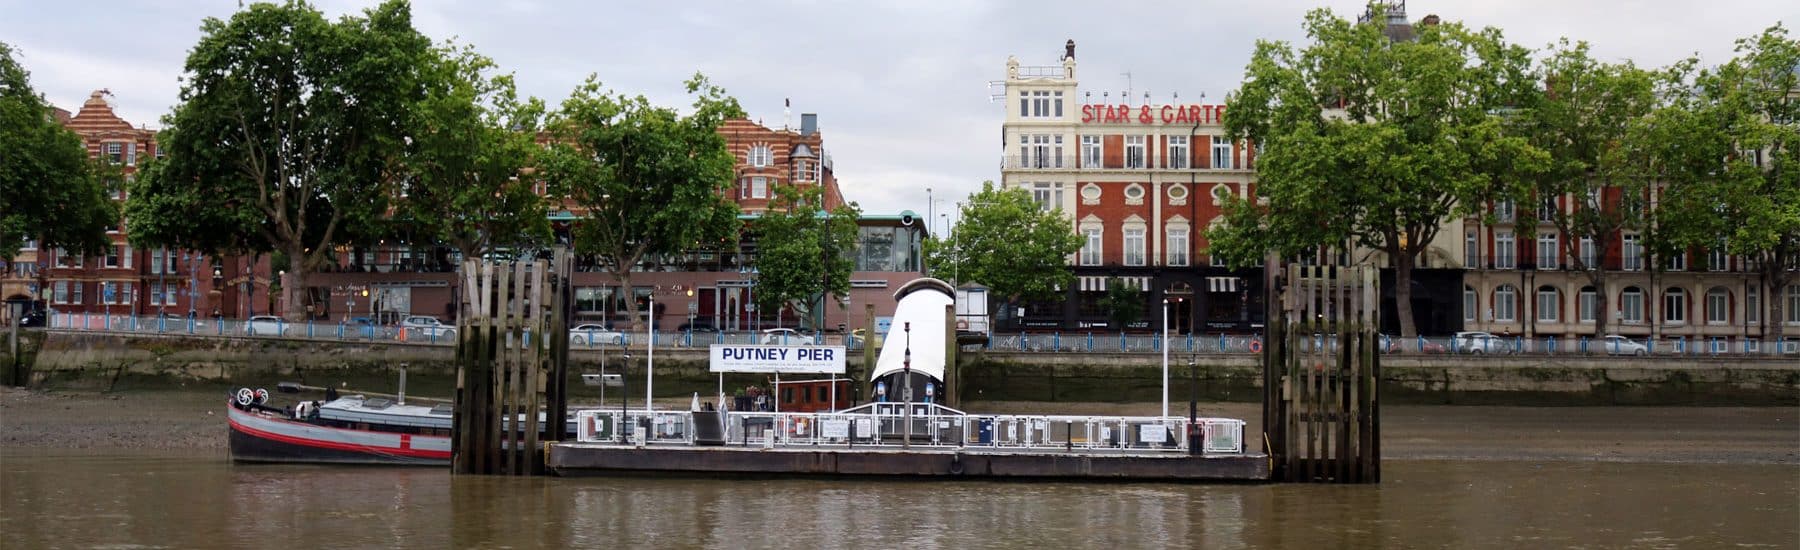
[3,0,1794,233]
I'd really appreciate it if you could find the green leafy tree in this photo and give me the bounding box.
[539,74,743,329]
[1100,278,1145,329]
[1211,6,1547,337]
[126,0,433,320]
[0,41,115,262]
[751,185,861,330]
[1508,40,1660,338]
[1653,25,1800,342]
[397,43,550,261]
[924,181,1083,314]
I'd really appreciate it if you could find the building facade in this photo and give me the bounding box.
[2,90,264,323]
[307,110,923,333]
[998,43,1266,333]
[1461,192,1800,349]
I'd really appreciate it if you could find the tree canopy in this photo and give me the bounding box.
[924,181,1083,306]
[396,43,550,261]
[0,41,115,262]
[1507,39,1661,337]
[127,0,433,320]
[538,73,743,329]
[751,185,861,330]
[1653,24,1800,340]
[1211,7,1547,337]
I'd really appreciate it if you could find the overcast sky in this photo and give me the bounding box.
[3,1,1793,231]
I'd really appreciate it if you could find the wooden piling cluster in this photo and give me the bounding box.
[452,248,572,476]
[1262,264,1380,483]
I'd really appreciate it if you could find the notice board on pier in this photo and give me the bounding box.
[709,345,847,374]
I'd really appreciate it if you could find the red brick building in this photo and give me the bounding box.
[999,43,1264,333]
[3,90,268,322]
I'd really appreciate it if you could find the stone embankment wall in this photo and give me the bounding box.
[24,332,1800,406]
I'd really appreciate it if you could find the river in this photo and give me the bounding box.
[2,449,1794,549]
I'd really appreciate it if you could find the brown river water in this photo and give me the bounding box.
[2,450,1795,549]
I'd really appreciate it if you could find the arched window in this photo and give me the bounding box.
[1664,288,1687,324]
[1536,286,1560,323]
[748,144,772,167]
[1621,287,1645,324]
[1494,285,1517,322]
[1578,285,1598,323]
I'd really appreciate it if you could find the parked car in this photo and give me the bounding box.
[18,309,46,328]
[1452,331,1503,354]
[345,317,394,339]
[150,313,206,331]
[760,328,817,345]
[678,319,718,333]
[244,315,289,336]
[569,324,626,346]
[1601,334,1649,356]
[399,315,455,343]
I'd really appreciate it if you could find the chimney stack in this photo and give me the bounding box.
[800,113,817,137]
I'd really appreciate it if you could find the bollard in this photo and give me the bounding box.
[1086,332,1093,352]
[1119,331,1126,352]
[1053,332,1061,352]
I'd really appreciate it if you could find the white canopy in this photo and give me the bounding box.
[870,278,956,382]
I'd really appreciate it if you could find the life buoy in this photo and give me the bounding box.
[956,320,969,330]
[1249,339,1264,353]
[255,388,270,405]
[235,388,255,407]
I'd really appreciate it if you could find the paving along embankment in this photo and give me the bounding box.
[8,331,1796,407]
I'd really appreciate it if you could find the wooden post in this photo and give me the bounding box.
[454,253,571,476]
[864,303,876,401]
[944,303,957,408]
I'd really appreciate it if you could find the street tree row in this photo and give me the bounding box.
[0,1,853,327]
[1211,6,1797,340]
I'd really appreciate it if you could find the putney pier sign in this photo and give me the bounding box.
[709,345,847,374]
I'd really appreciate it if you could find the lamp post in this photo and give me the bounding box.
[1161,298,1170,420]
[902,321,912,449]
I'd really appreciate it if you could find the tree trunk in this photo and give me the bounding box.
[1590,270,1609,339]
[283,243,307,322]
[1394,249,1417,338]
[1768,269,1788,346]
[614,268,640,331]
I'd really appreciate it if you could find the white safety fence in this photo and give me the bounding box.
[572,403,1246,455]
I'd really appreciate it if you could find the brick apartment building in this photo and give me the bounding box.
[2,90,267,323]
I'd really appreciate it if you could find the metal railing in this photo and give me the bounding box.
[572,403,1247,455]
[41,312,1800,357]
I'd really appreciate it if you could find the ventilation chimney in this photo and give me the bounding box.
[800,113,817,137]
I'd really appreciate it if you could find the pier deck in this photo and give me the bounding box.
[548,444,1268,481]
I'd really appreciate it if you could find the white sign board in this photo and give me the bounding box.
[709,345,847,374]
[1138,424,1168,444]
[820,418,851,439]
